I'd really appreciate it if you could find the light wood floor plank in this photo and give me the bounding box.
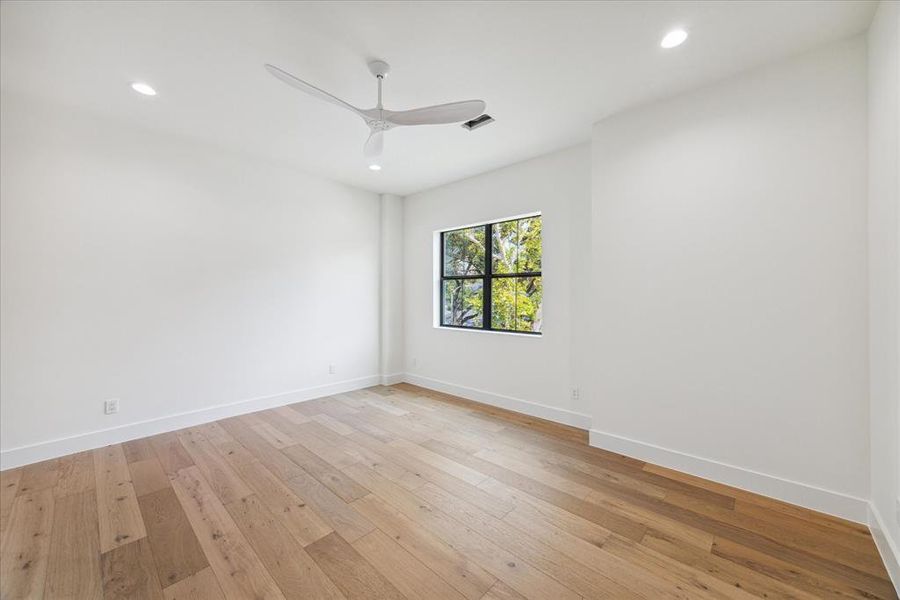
[415,481,645,600]
[355,393,410,417]
[425,437,648,541]
[306,396,361,418]
[455,437,695,549]
[247,419,298,450]
[281,443,372,502]
[148,432,195,476]
[478,477,613,548]
[170,466,285,600]
[343,463,582,600]
[351,493,496,600]
[53,452,95,498]
[602,534,762,600]
[162,567,225,600]
[225,456,333,546]
[16,459,60,496]
[100,537,164,600]
[192,422,234,447]
[711,536,896,599]
[481,581,528,600]
[177,434,252,505]
[336,411,398,443]
[480,435,672,504]
[330,393,369,410]
[356,407,431,443]
[129,459,170,498]
[271,405,311,425]
[217,418,308,482]
[306,531,406,600]
[312,413,356,436]
[0,489,54,600]
[282,468,375,543]
[473,447,595,499]
[94,445,147,553]
[683,494,886,574]
[349,430,511,517]
[287,421,362,469]
[501,505,648,587]
[390,438,490,487]
[352,528,468,600]
[225,494,345,599]
[123,439,157,464]
[640,529,823,600]
[305,421,410,482]
[44,490,102,599]
[0,467,23,542]
[137,487,209,588]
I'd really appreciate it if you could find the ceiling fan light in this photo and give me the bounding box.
[130,81,157,96]
[660,29,688,49]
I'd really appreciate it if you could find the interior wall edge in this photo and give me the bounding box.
[380,373,406,386]
[0,373,381,471]
[869,501,900,592]
[589,427,869,524]
[402,372,593,430]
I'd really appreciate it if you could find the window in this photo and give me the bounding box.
[440,215,542,334]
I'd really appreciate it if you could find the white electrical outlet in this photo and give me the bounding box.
[571,388,581,401]
[104,398,120,415]
[411,357,418,368]
[328,364,336,375]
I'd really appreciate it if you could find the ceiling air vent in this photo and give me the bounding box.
[461,114,494,131]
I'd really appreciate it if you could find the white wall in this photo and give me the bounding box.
[402,144,592,427]
[589,38,870,520]
[380,193,405,382]
[0,91,381,468]
[867,0,900,584]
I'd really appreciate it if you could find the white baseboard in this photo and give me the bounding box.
[589,428,869,524]
[401,373,592,430]
[0,375,380,471]
[869,502,900,593]
[380,372,405,386]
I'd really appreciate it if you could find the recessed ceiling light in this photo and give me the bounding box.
[368,164,382,171]
[130,82,157,96]
[660,29,688,49]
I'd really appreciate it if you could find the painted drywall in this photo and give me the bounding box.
[380,193,405,382]
[402,144,592,427]
[0,90,381,466]
[868,0,900,585]
[589,38,870,518]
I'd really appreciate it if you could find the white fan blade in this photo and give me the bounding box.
[364,130,384,157]
[265,64,365,118]
[384,100,486,126]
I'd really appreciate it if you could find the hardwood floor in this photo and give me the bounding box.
[1,383,896,599]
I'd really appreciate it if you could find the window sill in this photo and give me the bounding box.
[435,325,542,338]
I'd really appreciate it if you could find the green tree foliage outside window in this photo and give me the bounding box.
[441,216,542,333]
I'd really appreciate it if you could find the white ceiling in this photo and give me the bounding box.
[0,1,877,196]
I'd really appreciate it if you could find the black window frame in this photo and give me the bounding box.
[439,215,542,335]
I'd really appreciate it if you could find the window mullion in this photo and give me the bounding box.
[483,223,492,330]
[439,231,445,325]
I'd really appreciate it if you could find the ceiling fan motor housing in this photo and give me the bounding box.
[368,60,391,78]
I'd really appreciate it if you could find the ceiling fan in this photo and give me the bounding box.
[265,60,486,160]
